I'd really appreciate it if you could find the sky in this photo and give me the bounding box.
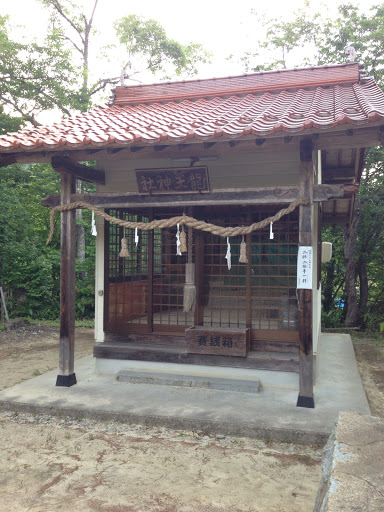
[2,0,378,122]
[5,0,375,77]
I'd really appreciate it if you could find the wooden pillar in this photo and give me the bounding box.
[56,172,77,387]
[147,209,154,333]
[194,226,204,326]
[297,139,314,408]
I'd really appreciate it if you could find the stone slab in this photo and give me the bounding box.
[314,412,384,511]
[115,370,261,393]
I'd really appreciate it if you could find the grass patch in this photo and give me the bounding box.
[25,318,94,328]
[351,331,384,345]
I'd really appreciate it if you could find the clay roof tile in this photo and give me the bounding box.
[1,64,384,154]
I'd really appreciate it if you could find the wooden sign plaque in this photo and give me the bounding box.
[136,167,210,194]
[185,326,250,357]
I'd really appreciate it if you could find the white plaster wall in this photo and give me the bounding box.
[97,147,300,193]
[94,211,105,342]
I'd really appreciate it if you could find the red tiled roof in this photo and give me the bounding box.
[1,63,384,154]
[113,63,363,105]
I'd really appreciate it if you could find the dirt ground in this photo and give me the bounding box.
[0,324,94,391]
[351,333,384,418]
[0,324,382,512]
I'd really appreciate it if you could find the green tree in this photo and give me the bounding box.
[0,15,78,127]
[0,1,210,320]
[39,1,211,111]
[0,162,97,319]
[38,1,210,280]
[238,3,384,329]
[0,164,61,318]
[1,2,211,121]
[356,148,384,329]
[244,3,384,82]
[114,15,210,81]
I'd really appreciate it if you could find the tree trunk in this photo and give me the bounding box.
[323,258,335,313]
[343,197,360,327]
[358,259,369,327]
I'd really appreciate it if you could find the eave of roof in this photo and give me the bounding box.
[1,63,383,156]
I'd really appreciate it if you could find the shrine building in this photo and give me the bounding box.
[1,61,384,408]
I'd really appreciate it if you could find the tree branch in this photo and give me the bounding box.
[88,0,99,29]
[47,0,85,46]
[89,76,121,96]
[60,34,83,55]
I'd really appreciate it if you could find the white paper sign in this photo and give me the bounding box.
[225,237,231,270]
[176,224,182,256]
[297,246,313,289]
[91,211,97,236]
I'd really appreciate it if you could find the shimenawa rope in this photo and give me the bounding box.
[46,198,309,245]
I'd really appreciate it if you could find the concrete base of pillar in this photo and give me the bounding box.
[297,394,314,408]
[56,373,77,387]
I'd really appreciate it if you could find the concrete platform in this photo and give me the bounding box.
[0,334,371,445]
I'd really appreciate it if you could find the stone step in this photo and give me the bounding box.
[95,342,299,372]
[252,341,299,353]
[116,370,261,393]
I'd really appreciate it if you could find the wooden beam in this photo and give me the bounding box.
[313,126,382,150]
[322,167,355,180]
[0,155,17,168]
[107,148,125,155]
[41,184,344,209]
[51,156,105,185]
[356,148,365,183]
[56,172,77,387]
[322,214,350,226]
[3,123,382,167]
[297,138,314,408]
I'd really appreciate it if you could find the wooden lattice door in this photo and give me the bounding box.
[105,210,150,333]
[105,208,194,335]
[105,206,299,342]
[197,206,299,342]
